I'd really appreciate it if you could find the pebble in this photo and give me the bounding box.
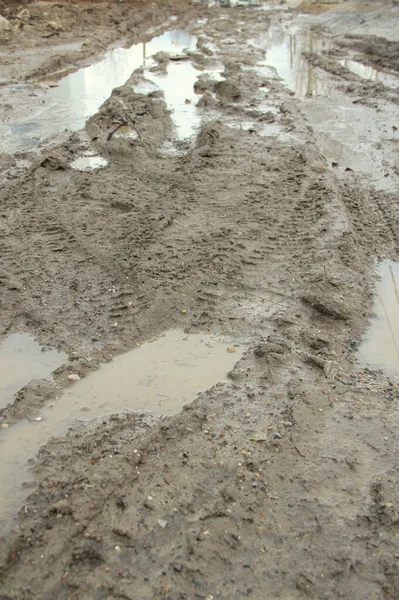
[1,423,9,430]
[158,519,168,528]
[0,15,10,32]
[274,433,282,439]
[67,374,80,382]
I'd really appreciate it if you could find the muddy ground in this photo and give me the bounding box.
[1,0,399,598]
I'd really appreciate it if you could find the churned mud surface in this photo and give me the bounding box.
[1,0,399,598]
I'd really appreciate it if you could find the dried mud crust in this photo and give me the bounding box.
[1,4,399,600]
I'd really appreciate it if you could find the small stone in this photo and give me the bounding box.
[67,374,80,382]
[17,8,30,20]
[283,421,293,427]
[111,321,118,328]
[274,433,282,439]
[227,347,236,353]
[250,434,267,442]
[48,20,63,31]
[180,309,187,315]
[0,15,11,32]
[144,497,155,510]
[115,545,122,552]
[158,519,168,528]
[1,423,9,430]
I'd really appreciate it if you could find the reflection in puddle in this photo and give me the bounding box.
[339,58,399,89]
[357,260,399,377]
[148,62,202,139]
[254,25,331,96]
[0,333,66,410]
[0,330,240,533]
[0,29,197,153]
[71,155,108,171]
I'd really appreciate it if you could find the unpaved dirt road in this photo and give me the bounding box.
[1,0,399,598]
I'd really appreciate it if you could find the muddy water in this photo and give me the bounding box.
[339,58,399,89]
[253,24,331,96]
[0,29,197,153]
[0,333,66,410]
[148,62,202,139]
[357,260,399,377]
[307,94,398,190]
[0,330,240,533]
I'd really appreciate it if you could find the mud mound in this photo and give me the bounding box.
[87,84,173,151]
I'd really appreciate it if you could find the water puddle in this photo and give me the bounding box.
[253,24,331,96]
[0,29,197,153]
[147,62,202,139]
[0,330,240,533]
[339,58,399,89]
[357,260,399,377]
[0,333,66,411]
[71,155,108,172]
[306,94,398,191]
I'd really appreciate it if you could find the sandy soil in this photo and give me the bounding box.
[1,0,399,598]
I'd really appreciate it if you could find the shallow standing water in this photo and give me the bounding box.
[0,333,66,410]
[148,61,202,139]
[0,29,197,153]
[253,24,331,96]
[357,260,399,377]
[339,58,399,89]
[0,330,240,533]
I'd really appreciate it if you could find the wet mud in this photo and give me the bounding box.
[1,0,399,598]
[0,330,239,535]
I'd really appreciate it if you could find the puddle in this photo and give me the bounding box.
[0,333,67,410]
[253,24,331,96]
[357,260,399,378]
[0,330,240,533]
[147,62,202,139]
[304,92,399,191]
[0,29,197,153]
[339,58,399,89]
[134,62,223,141]
[71,155,108,171]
